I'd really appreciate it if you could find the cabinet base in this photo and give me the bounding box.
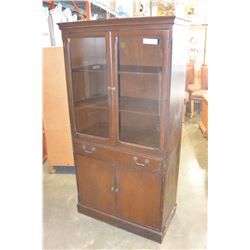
[77,203,176,243]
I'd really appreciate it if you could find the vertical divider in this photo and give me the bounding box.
[111,32,119,145]
[106,32,115,144]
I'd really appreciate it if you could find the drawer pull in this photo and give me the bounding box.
[133,156,150,167]
[82,145,96,154]
[87,111,99,116]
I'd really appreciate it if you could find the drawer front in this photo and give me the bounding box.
[74,142,162,173]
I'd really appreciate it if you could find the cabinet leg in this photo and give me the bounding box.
[190,99,194,118]
[48,165,56,174]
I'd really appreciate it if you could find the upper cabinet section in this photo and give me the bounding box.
[70,36,110,139]
[59,16,190,150]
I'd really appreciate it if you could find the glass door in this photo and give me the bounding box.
[116,32,167,149]
[70,36,110,139]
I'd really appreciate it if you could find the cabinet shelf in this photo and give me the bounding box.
[119,97,159,116]
[119,65,162,75]
[78,122,159,148]
[75,95,108,109]
[79,122,109,138]
[120,126,159,148]
[73,64,107,72]
[75,96,159,116]
[72,64,162,75]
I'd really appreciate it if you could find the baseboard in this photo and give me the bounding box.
[77,203,176,243]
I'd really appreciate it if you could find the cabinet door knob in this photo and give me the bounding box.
[111,187,119,192]
[108,86,116,91]
[82,145,96,154]
[133,156,150,167]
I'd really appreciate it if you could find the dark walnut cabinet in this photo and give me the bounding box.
[59,16,189,243]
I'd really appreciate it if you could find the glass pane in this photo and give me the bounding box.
[70,37,109,138]
[118,35,163,148]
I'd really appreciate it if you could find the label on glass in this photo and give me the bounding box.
[143,38,159,45]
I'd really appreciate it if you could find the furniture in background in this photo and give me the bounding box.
[186,63,201,104]
[183,91,189,122]
[190,64,208,118]
[184,61,195,120]
[186,61,200,95]
[43,121,47,163]
[43,47,74,173]
[59,16,190,243]
[199,92,208,138]
[185,61,195,88]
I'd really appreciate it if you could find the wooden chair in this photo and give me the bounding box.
[185,62,195,88]
[199,92,208,138]
[190,64,208,118]
[183,91,189,122]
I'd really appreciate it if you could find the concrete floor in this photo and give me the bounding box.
[43,116,207,249]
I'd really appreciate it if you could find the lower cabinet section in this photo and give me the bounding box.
[75,154,163,231]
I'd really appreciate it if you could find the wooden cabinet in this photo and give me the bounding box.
[59,16,189,243]
[43,47,74,171]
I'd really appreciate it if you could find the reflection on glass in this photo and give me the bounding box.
[70,37,109,138]
[118,36,163,148]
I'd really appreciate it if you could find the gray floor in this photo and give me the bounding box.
[43,116,208,249]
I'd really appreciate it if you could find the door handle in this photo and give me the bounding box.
[133,156,150,167]
[108,86,116,91]
[82,145,96,154]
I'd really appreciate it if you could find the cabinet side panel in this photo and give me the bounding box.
[162,148,180,226]
[166,25,189,153]
[163,25,189,224]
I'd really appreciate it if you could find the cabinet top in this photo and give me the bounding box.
[58,16,190,32]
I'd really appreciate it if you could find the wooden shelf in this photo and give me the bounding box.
[73,64,107,72]
[119,65,162,75]
[72,64,162,75]
[120,126,159,148]
[119,96,159,116]
[78,122,159,148]
[75,95,108,109]
[79,123,109,138]
[75,96,160,116]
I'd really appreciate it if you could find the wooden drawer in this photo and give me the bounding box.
[74,142,162,173]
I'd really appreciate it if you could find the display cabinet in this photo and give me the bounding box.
[59,16,189,243]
